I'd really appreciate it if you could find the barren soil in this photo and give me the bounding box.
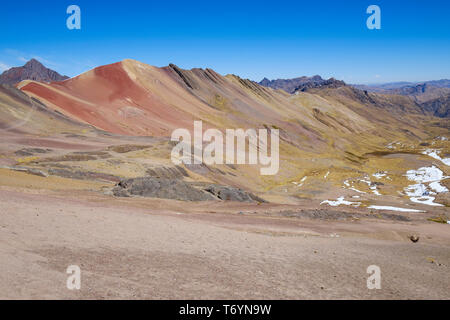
[0,186,449,300]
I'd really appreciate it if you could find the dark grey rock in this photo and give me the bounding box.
[0,166,48,177]
[112,177,266,203]
[113,177,215,201]
[15,148,52,156]
[204,184,266,203]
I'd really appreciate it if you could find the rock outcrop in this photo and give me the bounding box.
[204,184,266,203]
[112,177,266,202]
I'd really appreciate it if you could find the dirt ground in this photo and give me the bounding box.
[0,186,449,300]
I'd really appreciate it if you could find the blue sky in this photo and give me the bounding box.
[1,0,449,84]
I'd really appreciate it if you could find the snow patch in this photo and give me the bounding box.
[360,178,381,196]
[293,176,307,187]
[429,181,449,193]
[349,187,366,194]
[343,177,381,195]
[405,165,446,183]
[320,197,361,207]
[409,196,443,207]
[368,205,425,213]
[404,165,448,207]
[372,172,387,179]
[370,185,381,196]
[404,183,427,197]
[422,149,450,166]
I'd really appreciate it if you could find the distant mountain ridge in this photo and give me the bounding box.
[353,79,450,92]
[351,79,450,118]
[292,78,346,93]
[0,59,69,85]
[259,75,345,94]
[258,74,449,118]
[352,79,450,101]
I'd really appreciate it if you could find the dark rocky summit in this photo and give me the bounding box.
[293,78,346,93]
[259,75,345,94]
[259,75,324,94]
[0,59,69,85]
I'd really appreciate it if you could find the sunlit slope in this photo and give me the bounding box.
[18,59,425,143]
[20,61,217,136]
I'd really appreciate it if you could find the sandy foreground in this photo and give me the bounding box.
[0,186,449,300]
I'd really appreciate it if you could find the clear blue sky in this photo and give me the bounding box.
[1,0,449,84]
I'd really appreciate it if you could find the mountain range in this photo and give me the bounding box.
[2,59,448,119]
[353,80,450,118]
[259,76,450,118]
[0,59,448,207]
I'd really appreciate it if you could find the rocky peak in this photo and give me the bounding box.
[0,59,69,85]
[24,58,44,69]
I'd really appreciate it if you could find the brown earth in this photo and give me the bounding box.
[0,186,449,300]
